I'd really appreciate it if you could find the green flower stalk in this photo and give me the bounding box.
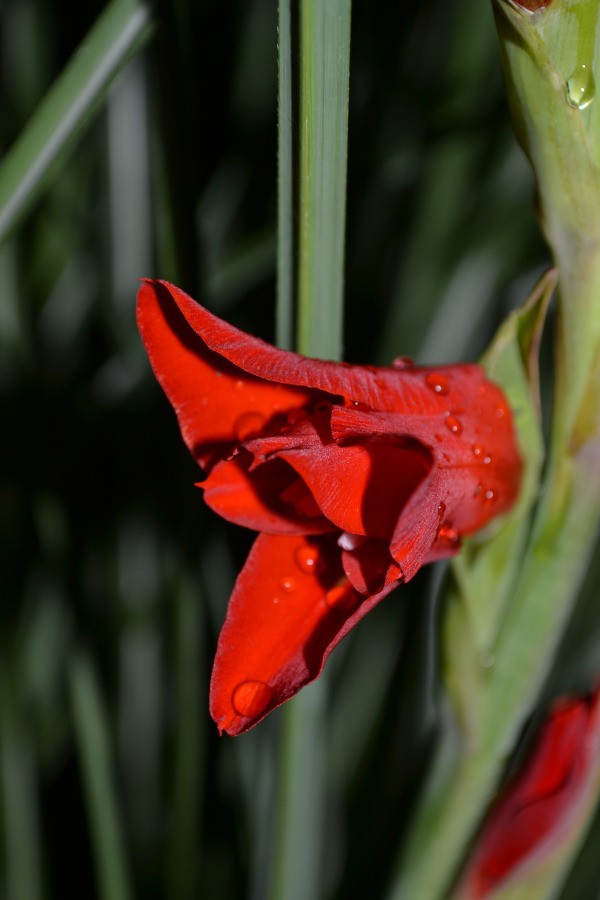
[390,2,600,898]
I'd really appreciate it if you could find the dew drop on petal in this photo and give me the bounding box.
[425,372,450,395]
[437,524,459,545]
[483,454,492,465]
[495,406,505,419]
[473,483,482,497]
[434,433,443,443]
[325,582,358,613]
[272,597,280,604]
[445,415,463,435]
[234,412,266,441]
[472,443,483,458]
[231,680,273,718]
[280,577,296,593]
[234,379,245,391]
[391,356,414,369]
[351,400,371,411]
[483,489,496,505]
[438,501,446,517]
[337,531,365,551]
[294,545,319,573]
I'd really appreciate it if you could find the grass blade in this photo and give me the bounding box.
[297,0,351,359]
[70,651,134,900]
[276,0,294,350]
[0,0,153,243]
[0,683,42,900]
[271,3,351,899]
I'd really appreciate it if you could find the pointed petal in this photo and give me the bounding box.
[140,280,490,412]
[209,533,396,735]
[137,280,312,468]
[389,468,448,580]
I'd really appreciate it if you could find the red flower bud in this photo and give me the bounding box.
[461,688,600,897]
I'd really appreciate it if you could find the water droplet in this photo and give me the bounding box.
[234,379,245,390]
[437,501,446,517]
[294,545,320,573]
[392,356,414,369]
[437,524,459,545]
[479,652,495,669]
[472,444,492,464]
[280,577,296,593]
[473,483,482,497]
[567,63,595,110]
[434,433,443,442]
[325,582,358,613]
[445,415,463,435]
[351,400,370,411]
[443,452,451,462]
[337,532,365,551]
[425,372,450,395]
[272,597,280,605]
[483,489,496,505]
[232,680,273,718]
[234,412,266,441]
[494,406,505,419]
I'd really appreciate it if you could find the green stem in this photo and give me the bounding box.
[297,0,351,360]
[270,2,351,898]
[276,0,294,351]
[0,0,153,244]
[388,250,600,900]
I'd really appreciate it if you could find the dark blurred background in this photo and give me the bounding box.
[1,1,571,898]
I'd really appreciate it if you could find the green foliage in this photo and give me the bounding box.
[3,1,600,898]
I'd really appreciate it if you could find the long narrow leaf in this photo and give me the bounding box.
[297,0,351,359]
[70,651,134,900]
[270,2,351,899]
[276,0,294,350]
[0,0,153,243]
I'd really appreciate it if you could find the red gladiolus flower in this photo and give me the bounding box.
[460,688,600,898]
[137,280,522,735]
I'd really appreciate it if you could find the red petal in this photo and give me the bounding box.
[137,280,312,468]
[246,411,433,539]
[463,689,600,896]
[201,453,333,534]
[209,533,396,735]
[340,537,402,594]
[332,404,521,540]
[139,280,491,412]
